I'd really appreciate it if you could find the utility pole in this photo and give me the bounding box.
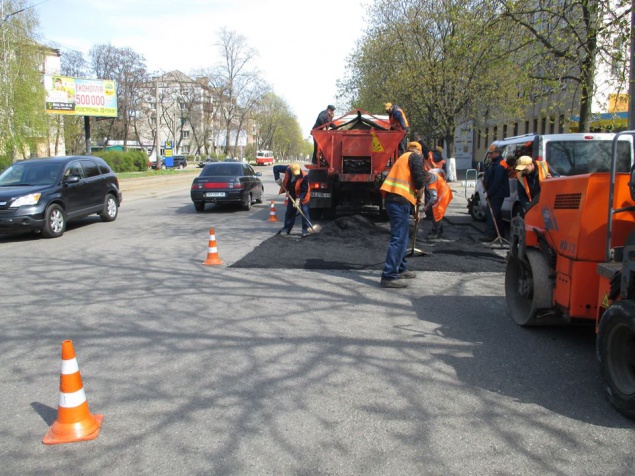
[155,77,160,163]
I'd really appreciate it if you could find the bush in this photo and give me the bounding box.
[94,149,148,173]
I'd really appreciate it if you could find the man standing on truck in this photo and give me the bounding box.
[514,155,554,212]
[274,163,312,238]
[311,105,336,164]
[481,143,510,241]
[385,103,409,156]
[379,142,426,288]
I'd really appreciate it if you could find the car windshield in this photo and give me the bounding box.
[0,161,64,186]
[201,164,242,176]
[546,140,632,175]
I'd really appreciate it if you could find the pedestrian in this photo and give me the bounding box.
[423,167,453,240]
[481,143,510,241]
[385,102,409,156]
[311,105,336,164]
[514,155,554,212]
[379,141,427,288]
[274,163,313,237]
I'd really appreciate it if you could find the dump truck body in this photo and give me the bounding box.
[308,109,405,218]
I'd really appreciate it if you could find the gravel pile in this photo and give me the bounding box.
[232,214,505,273]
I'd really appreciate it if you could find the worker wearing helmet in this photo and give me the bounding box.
[385,102,410,156]
[379,142,427,288]
[311,105,336,164]
[275,162,312,237]
[515,155,554,212]
[423,167,453,240]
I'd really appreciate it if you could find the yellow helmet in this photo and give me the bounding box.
[289,163,301,176]
[384,102,393,112]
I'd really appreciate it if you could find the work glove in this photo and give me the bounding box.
[275,178,283,186]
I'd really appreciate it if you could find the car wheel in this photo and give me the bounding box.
[255,186,264,204]
[469,193,487,222]
[42,204,66,238]
[194,201,205,212]
[242,193,252,211]
[100,194,118,222]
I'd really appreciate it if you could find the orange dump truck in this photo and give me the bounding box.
[308,109,405,219]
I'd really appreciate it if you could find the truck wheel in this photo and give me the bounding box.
[42,204,66,238]
[597,301,635,419]
[505,249,555,326]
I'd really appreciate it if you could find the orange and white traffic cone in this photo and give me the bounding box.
[43,340,103,445]
[267,201,278,222]
[202,228,223,266]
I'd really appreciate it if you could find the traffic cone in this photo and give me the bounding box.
[203,228,223,266]
[43,340,103,445]
[267,201,278,222]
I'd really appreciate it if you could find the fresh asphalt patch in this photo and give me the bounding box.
[231,214,506,272]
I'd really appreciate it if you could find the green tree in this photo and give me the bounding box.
[60,49,89,155]
[253,92,305,160]
[0,0,46,164]
[498,0,631,132]
[340,0,529,157]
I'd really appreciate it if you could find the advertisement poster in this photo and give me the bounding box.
[44,75,118,117]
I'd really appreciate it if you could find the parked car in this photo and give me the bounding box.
[152,155,188,169]
[190,162,264,212]
[467,132,635,223]
[0,156,122,238]
[197,158,219,168]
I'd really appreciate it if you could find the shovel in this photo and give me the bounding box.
[407,201,427,257]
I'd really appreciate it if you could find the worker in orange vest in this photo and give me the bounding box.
[514,155,554,212]
[385,102,409,155]
[423,168,453,239]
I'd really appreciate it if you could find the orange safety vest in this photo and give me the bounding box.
[424,151,446,171]
[380,151,417,205]
[279,169,311,205]
[426,169,453,222]
[389,106,409,131]
[518,161,549,202]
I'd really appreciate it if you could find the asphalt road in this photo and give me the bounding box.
[1,167,634,475]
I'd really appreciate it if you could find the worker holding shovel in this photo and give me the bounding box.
[274,163,314,237]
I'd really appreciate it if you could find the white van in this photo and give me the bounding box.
[468,132,635,223]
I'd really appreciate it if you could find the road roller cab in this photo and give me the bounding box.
[505,131,635,418]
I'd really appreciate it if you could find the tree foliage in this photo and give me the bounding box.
[498,0,631,132]
[0,0,46,165]
[341,0,530,156]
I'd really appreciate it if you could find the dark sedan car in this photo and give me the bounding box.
[190,162,264,212]
[0,156,122,238]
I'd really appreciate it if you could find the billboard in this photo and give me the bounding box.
[44,75,118,117]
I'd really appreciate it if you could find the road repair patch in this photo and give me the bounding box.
[231,215,506,272]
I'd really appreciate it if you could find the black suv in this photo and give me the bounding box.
[153,155,188,169]
[0,156,122,238]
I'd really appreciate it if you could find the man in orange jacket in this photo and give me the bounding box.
[514,155,554,212]
[423,168,453,239]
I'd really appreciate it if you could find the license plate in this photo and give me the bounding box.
[312,192,331,198]
[205,192,226,197]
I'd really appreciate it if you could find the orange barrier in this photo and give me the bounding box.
[267,201,278,222]
[43,340,103,445]
[203,228,223,266]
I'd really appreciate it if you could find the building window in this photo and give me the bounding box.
[525,121,529,134]
[549,117,555,134]
[541,117,546,134]
[533,119,538,133]
[182,130,190,139]
[513,123,518,136]
[493,126,498,141]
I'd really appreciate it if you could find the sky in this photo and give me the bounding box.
[34,0,370,139]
